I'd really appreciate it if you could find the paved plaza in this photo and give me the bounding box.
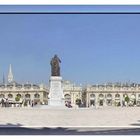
[0,107,140,127]
[0,107,140,135]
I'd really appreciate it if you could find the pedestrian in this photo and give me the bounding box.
[1,99,4,107]
[31,100,34,107]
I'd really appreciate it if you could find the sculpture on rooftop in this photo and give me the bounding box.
[50,54,61,76]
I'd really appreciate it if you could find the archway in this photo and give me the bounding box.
[129,94,136,106]
[115,94,121,106]
[99,94,104,106]
[64,94,71,102]
[34,93,40,105]
[90,94,95,106]
[64,94,71,107]
[106,94,112,106]
[137,94,140,106]
[24,94,31,106]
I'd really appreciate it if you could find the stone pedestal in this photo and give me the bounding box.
[48,76,65,106]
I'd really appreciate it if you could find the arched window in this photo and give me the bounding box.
[99,94,104,98]
[64,94,71,102]
[17,94,21,98]
[34,93,40,98]
[25,94,30,98]
[130,94,135,99]
[115,94,120,98]
[8,94,13,98]
[0,94,5,98]
[107,94,112,98]
[90,94,95,98]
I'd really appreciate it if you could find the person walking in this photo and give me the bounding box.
[31,100,34,107]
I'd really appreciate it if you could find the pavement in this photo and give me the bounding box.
[0,107,140,135]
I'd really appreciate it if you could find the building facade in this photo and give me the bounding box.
[63,81,83,106]
[0,82,49,107]
[85,83,140,108]
[0,65,49,107]
[1,65,140,108]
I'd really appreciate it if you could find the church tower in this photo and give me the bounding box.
[8,64,14,83]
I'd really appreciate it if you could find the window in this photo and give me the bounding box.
[99,94,104,98]
[115,94,120,98]
[25,94,30,98]
[64,94,71,102]
[0,94,5,98]
[8,94,13,98]
[107,94,112,98]
[90,94,95,98]
[130,94,135,99]
[17,94,21,98]
[34,93,40,98]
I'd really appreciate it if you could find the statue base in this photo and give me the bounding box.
[48,76,65,107]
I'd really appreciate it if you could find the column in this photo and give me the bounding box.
[40,92,44,105]
[71,92,74,105]
[86,92,89,107]
[136,93,139,106]
[120,93,123,107]
[112,93,115,106]
[30,92,34,101]
[95,93,98,108]
[28,92,33,107]
[104,93,107,107]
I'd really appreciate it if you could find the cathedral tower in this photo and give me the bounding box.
[8,64,14,83]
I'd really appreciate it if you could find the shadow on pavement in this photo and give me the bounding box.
[0,123,22,127]
[131,120,140,126]
[0,124,140,135]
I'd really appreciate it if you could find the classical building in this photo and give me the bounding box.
[63,82,140,108]
[63,81,83,106]
[1,65,140,108]
[85,83,140,108]
[0,65,48,107]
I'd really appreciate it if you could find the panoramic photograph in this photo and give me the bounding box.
[0,5,140,135]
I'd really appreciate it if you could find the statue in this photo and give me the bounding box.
[50,55,61,76]
[49,55,64,107]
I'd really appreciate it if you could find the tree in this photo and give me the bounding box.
[125,96,130,103]
[15,96,20,102]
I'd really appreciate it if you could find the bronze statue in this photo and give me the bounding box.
[50,55,61,76]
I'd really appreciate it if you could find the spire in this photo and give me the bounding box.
[8,64,14,83]
[3,73,5,84]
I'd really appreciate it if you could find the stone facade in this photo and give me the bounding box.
[62,81,83,106]
[1,80,140,108]
[85,83,140,108]
[1,65,140,108]
[0,82,49,107]
[62,82,140,108]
